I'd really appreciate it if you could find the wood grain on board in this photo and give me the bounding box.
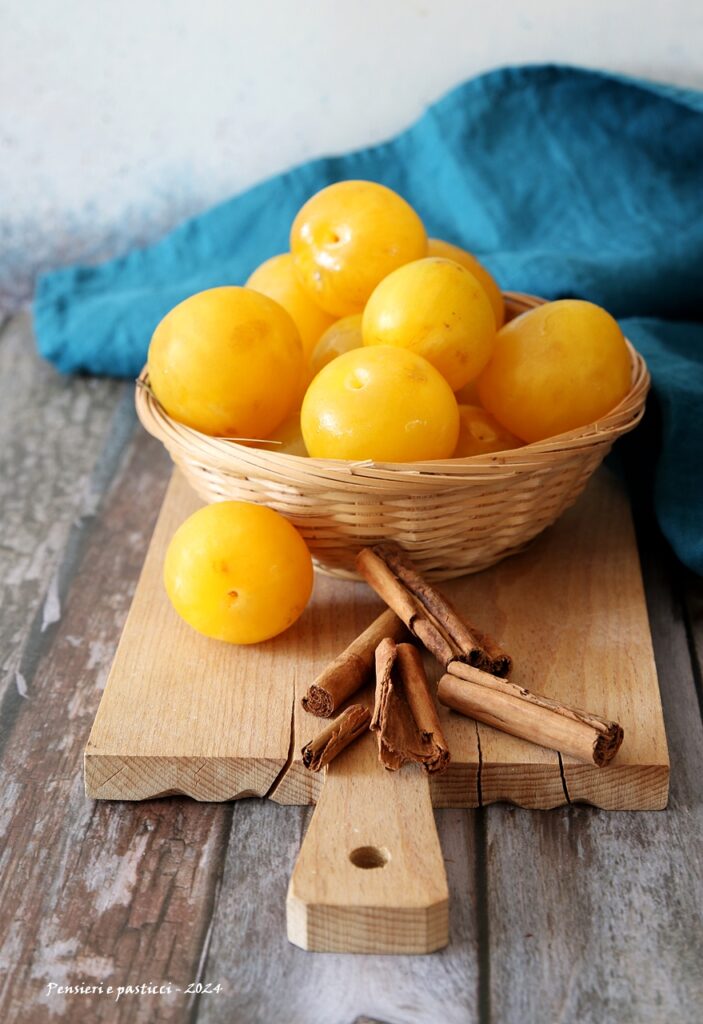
[277,467,669,811]
[85,472,294,801]
[86,466,669,811]
[287,733,449,954]
[437,466,670,811]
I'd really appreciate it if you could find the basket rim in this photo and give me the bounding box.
[136,291,650,485]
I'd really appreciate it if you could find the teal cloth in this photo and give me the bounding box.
[33,65,703,573]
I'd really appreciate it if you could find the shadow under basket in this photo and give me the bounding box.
[135,292,650,580]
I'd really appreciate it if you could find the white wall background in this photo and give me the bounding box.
[2,0,702,310]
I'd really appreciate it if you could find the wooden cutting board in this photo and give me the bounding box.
[85,466,669,953]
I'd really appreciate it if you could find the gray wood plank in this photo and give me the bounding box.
[0,312,232,1022]
[483,532,703,1024]
[0,426,235,1024]
[0,312,127,715]
[196,804,478,1024]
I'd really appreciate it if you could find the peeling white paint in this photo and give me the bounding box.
[29,933,79,1016]
[87,639,115,691]
[41,573,61,632]
[83,830,149,914]
[87,640,113,672]
[75,477,103,521]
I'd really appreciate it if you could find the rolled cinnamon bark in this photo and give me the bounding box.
[302,608,407,717]
[356,543,511,676]
[438,663,624,767]
[372,639,450,774]
[301,705,371,771]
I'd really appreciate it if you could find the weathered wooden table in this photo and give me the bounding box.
[2,311,702,1024]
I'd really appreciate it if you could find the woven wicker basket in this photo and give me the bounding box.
[136,293,649,580]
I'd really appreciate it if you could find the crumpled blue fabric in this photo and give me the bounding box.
[33,64,703,573]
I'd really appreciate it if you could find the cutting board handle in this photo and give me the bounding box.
[286,734,449,954]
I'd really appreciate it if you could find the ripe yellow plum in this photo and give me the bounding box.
[427,238,504,327]
[453,405,522,458]
[246,253,335,359]
[362,257,496,391]
[148,287,303,438]
[301,346,459,462]
[290,180,427,316]
[164,502,313,644]
[477,300,632,443]
[309,314,363,376]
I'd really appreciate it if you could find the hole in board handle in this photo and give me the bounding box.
[349,846,390,869]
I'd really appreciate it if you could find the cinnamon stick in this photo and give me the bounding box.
[438,663,624,767]
[301,705,371,771]
[302,608,406,717]
[371,639,450,774]
[356,544,511,676]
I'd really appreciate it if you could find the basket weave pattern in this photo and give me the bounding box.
[136,294,649,580]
